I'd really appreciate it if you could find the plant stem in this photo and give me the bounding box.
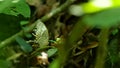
[49,19,88,68]
[95,28,109,68]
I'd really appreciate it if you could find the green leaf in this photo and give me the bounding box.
[47,48,58,57]
[1,0,30,17]
[0,0,12,12]
[83,7,120,28]
[15,36,32,53]
[0,14,21,41]
[13,0,30,17]
[0,60,12,68]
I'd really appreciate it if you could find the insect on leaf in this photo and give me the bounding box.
[34,20,49,48]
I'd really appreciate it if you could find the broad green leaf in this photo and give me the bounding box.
[1,0,30,17]
[0,60,12,68]
[0,14,21,41]
[83,7,120,28]
[47,48,58,57]
[12,0,30,17]
[0,0,13,12]
[15,36,32,53]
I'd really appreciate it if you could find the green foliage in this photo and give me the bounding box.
[0,0,30,17]
[0,47,15,68]
[6,53,22,61]
[0,0,12,12]
[0,0,120,68]
[112,29,119,35]
[0,60,12,68]
[83,7,120,28]
[0,0,30,41]
[47,48,58,57]
[0,14,21,41]
[108,38,119,63]
[20,21,29,26]
[15,36,32,53]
